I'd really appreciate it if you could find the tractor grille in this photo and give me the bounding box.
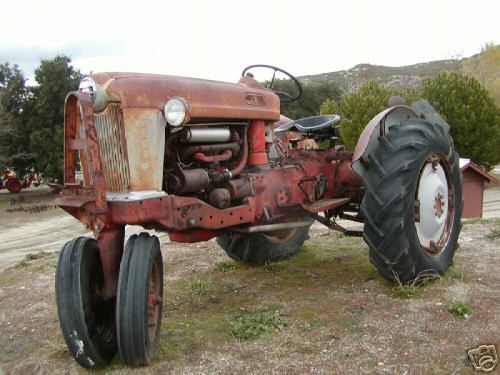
[94,104,130,192]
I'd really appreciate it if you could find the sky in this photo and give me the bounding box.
[0,0,499,84]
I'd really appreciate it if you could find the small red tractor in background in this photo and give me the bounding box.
[0,168,40,193]
[54,65,462,367]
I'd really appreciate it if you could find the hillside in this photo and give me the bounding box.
[299,59,463,90]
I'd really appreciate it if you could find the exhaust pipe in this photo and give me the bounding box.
[183,128,231,143]
[229,218,314,233]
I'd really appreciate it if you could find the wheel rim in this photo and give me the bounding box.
[261,228,297,244]
[147,259,161,342]
[415,154,455,256]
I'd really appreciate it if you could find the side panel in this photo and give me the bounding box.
[123,108,166,191]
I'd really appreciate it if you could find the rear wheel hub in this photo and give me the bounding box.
[415,154,454,256]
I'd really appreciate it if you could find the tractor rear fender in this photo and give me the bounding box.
[351,105,418,178]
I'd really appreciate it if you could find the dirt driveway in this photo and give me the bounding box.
[0,187,159,271]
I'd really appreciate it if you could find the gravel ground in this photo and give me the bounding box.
[0,219,499,374]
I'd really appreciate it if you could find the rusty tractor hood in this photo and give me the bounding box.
[90,72,280,121]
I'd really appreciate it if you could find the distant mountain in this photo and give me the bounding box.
[299,59,463,91]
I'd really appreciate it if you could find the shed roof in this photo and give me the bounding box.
[459,158,499,185]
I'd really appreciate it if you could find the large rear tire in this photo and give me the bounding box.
[116,233,163,366]
[217,226,310,265]
[361,120,462,283]
[55,237,117,368]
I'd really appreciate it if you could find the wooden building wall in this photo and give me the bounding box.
[461,169,484,218]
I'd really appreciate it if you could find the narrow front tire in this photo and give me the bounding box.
[55,237,117,368]
[116,233,163,366]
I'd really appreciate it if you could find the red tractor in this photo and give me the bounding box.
[0,168,40,193]
[54,65,462,367]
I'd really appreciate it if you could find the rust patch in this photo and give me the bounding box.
[122,108,166,191]
[90,72,280,121]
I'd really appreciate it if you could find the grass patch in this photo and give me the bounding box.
[14,251,47,268]
[335,317,360,332]
[443,267,468,282]
[214,261,238,273]
[392,269,440,299]
[462,218,500,225]
[444,300,473,319]
[159,317,228,360]
[227,304,287,340]
[301,318,328,332]
[486,227,500,240]
[263,263,283,273]
[393,284,419,299]
[48,345,69,359]
[186,278,214,298]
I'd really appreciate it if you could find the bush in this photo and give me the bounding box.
[321,81,391,150]
[422,72,500,170]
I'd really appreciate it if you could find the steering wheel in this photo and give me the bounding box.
[242,64,303,103]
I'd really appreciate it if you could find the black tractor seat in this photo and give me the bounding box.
[274,114,340,134]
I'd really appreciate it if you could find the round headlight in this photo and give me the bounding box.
[79,77,97,98]
[165,97,187,127]
[78,77,110,112]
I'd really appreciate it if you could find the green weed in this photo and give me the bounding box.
[227,304,287,340]
[444,300,473,319]
[15,251,47,268]
[486,227,500,240]
[393,284,419,299]
[186,279,214,298]
[443,267,468,282]
[392,269,440,299]
[214,261,238,273]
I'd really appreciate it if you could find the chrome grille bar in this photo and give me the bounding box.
[94,104,130,192]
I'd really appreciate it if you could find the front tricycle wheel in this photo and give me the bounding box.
[116,233,163,366]
[361,120,463,282]
[55,237,117,368]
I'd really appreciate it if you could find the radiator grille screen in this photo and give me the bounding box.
[94,104,130,192]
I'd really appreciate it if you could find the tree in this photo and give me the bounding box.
[463,43,500,105]
[422,72,500,170]
[28,55,82,180]
[321,81,391,150]
[272,79,342,119]
[0,63,33,173]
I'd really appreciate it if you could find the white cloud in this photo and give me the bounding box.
[0,0,499,82]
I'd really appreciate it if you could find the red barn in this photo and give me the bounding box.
[460,159,498,218]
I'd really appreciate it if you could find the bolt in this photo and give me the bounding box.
[188,218,196,226]
[429,241,437,254]
[429,155,440,172]
[414,199,420,222]
[434,193,445,217]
